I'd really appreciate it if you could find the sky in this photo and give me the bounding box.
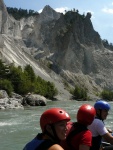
[3,0,113,44]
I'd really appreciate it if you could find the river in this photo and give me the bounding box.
[0,100,113,150]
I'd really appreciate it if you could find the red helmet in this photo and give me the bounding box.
[40,108,70,131]
[77,104,96,125]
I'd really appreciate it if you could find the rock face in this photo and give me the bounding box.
[0,0,21,36]
[0,0,113,98]
[0,90,24,109]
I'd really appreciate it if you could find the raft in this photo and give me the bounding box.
[102,142,113,150]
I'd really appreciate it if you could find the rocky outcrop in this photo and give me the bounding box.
[0,90,24,109]
[0,0,21,36]
[23,94,47,106]
[0,90,47,109]
[0,98,24,110]
[0,90,8,98]
[1,0,113,99]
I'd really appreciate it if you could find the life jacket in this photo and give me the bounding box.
[66,122,88,150]
[90,135,102,150]
[23,133,56,150]
[35,139,55,150]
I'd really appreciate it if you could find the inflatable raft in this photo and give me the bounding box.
[102,141,113,150]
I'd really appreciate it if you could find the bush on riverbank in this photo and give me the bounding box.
[0,79,13,96]
[100,89,113,101]
[71,85,88,100]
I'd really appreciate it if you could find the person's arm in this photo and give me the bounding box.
[79,144,90,150]
[107,128,112,133]
[102,132,113,145]
[48,144,64,150]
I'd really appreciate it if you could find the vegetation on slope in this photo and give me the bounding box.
[0,60,58,99]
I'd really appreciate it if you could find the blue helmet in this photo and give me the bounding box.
[94,100,111,110]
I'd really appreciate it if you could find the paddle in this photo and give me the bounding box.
[101,131,113,150]
[102,141,111,146]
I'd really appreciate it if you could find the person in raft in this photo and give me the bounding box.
[23,107,70,150]
[88,100,113,150]
[60,104,96,150]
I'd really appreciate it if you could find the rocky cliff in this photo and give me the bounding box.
[1,0,113,99]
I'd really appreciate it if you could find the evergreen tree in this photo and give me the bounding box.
[24,64,36,82]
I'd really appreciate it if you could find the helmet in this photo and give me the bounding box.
[94,100,110,110]
[40,108,70,131]
[77,104,96,125]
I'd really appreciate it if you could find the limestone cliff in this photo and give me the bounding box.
[1,0,113,99]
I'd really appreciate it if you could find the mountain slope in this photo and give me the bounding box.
[1,0,113,100]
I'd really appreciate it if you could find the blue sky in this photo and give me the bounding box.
[4,0,113,44]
